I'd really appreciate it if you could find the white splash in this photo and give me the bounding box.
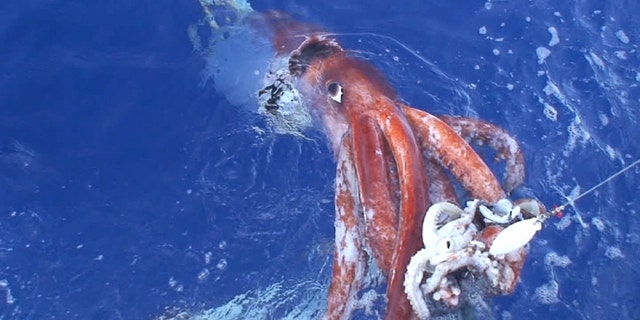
[536,47,552,64]
[188,281,326,320]
[604,246,625,259]
[543,102,558,121]
[544,252,571,269]
[547,27,560,47]
[0,279,16,305]
[534,280,560,304]
[615,30,630,44]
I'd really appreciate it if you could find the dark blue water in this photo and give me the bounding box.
[1,1,638,319]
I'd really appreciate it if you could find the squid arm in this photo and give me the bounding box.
[325,135,368,320]
[401,104,506,203]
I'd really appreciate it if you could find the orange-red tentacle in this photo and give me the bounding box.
[351,98,429,320]
[402,105,506,203]
[440,115,525,193]
[425,158,459,205]
[351,115,398,274]
[326,135,368,320]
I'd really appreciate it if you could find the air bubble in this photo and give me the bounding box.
[197,268,211,282]
[217,258,228,270]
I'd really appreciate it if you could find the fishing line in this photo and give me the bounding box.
[548,158,640,217]
[485,151,639,252]
[325,32,441,71]
[335,32,640,212]
[333,31,639,216]
[492,158,639,255]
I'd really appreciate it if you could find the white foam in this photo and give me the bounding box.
[605,145,616,160]
[598,113,609,126]
[615,30,630,44]
[586,51,605,70]
[188,280,326,320]
[216,258,228,270]
[565,117,589,156]
[197,268,211,282]
[554,213,572,230]
[614,51,628,59]
[534,280,560,304]
[543,103,558,121]
[544,252,571,268]
[547,27,560,46]
[605,246,625,259]
[0,279,15,304]
[591,217,606,232]
[536,47,552,64]
[168,277,184,292]
[543,81,562,97]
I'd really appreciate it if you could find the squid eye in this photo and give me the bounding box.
[327,82,343,103]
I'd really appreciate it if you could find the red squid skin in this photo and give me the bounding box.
[253,11,527,320]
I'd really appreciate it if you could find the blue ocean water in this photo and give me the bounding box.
[1,1,639,319]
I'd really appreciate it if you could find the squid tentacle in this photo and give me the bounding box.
[402,105,506,203]
[425,158,459,205]
[326,135,368,320]
[352,98,429,320]
[439,115,525,193]
[351,114,399,274]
